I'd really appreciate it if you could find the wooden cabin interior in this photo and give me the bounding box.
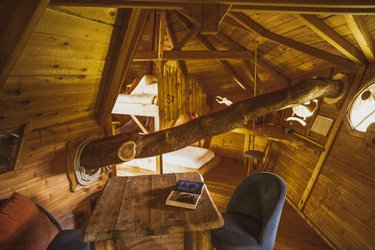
[1,0,375,249]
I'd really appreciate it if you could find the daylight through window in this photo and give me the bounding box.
[348,81,375,132]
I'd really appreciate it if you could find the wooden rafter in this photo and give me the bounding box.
[214,31,290,87]
[345,15,375,63]
[201,4,231,34]
[174,27,200,50]
[166,12,189,78]
[96,9,150,126]
[134,50,259,60]
[298,14,367,64]
[229,5,375,15]
[0,0,50,90]
[214,32,262,90]
[51,0,375,14]
[298,66,367,211]
[171,9,252,93]
[165,12,177,49]
[228,12,355,70]
[195,34,253,94]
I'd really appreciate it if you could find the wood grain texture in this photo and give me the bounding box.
[96,9,150,126]
[83,172,223,242]
[0,0,50,89]
[81,78,343,169]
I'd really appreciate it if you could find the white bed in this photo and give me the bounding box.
[116,145,220,175]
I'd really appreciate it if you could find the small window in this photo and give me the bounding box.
[347,81,375,133]
[0,126,25,174]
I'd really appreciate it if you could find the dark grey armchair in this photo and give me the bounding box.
[211,172,286,250]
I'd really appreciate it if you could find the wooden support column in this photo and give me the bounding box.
[0,0,50,90]
[298,66,367,211]
[200,4,231,34]
[96,9,150,126]
[345,15,375,63]
[228,12,355,70]
[298,14,367,64]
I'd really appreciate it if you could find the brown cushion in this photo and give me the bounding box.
[0,192,59,250]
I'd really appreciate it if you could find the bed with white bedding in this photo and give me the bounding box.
[116,145,220,176]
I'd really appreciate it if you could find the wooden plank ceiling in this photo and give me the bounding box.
[47,0,375,97]
[2,1,375,101]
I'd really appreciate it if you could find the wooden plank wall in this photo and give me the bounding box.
[269,70,375,248]
[1,6,118,130]
[0,6,117,228]
[157,64,207,129]
[208,69,374,247]
[0,117,108,229]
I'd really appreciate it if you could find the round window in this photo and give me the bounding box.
[347,81,375,132]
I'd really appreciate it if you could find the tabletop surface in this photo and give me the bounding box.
[82,172,223,242]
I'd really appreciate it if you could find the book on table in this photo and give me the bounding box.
[166,180,205,209]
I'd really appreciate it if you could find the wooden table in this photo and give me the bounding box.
[82,172,223,250]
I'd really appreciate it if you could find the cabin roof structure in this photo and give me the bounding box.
[0,1,375,249]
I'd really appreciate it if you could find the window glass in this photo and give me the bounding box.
[349,82,375,132]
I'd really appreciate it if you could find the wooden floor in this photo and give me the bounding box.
[205,158,331,250]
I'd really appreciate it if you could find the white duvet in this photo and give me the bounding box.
[121,146,215,171]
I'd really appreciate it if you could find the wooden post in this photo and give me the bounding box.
[184,231,211,250]
[80,78,344,170]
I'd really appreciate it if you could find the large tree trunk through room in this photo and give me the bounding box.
[81,78,343,170]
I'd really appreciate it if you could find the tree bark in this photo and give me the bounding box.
[81,78,343,169]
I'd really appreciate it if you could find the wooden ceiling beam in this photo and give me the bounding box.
[51,0,183,9]
[0,0,50,90]
[57,0,375,8]
[345,15,375,62]
[215,32,290,86]
[165,12,177,49]
[228,12,355,70]
[201,4,231,34]
[134,50,259,60]
[298,14,367,64]
[214,32,261,89]
[96,9,150,126]
[52,0,375,14]
[174,27,200,50]
[230,5,375,15]
[195,34,253,94]
[166,12,189,78]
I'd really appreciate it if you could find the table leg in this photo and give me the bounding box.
[94,240,114,250]
[184,230,211,250]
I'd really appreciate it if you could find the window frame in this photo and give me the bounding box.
[345,79,375,138]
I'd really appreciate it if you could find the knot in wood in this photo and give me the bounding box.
[117,141,136,161]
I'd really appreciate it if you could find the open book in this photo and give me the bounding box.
[166,180,205,209]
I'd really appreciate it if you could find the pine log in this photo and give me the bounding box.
[81,78,343,169]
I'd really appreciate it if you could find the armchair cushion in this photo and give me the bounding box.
[0,192,59,250]
[212,213,261,250]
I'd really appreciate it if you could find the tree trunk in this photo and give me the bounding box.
[81,78,343,169]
